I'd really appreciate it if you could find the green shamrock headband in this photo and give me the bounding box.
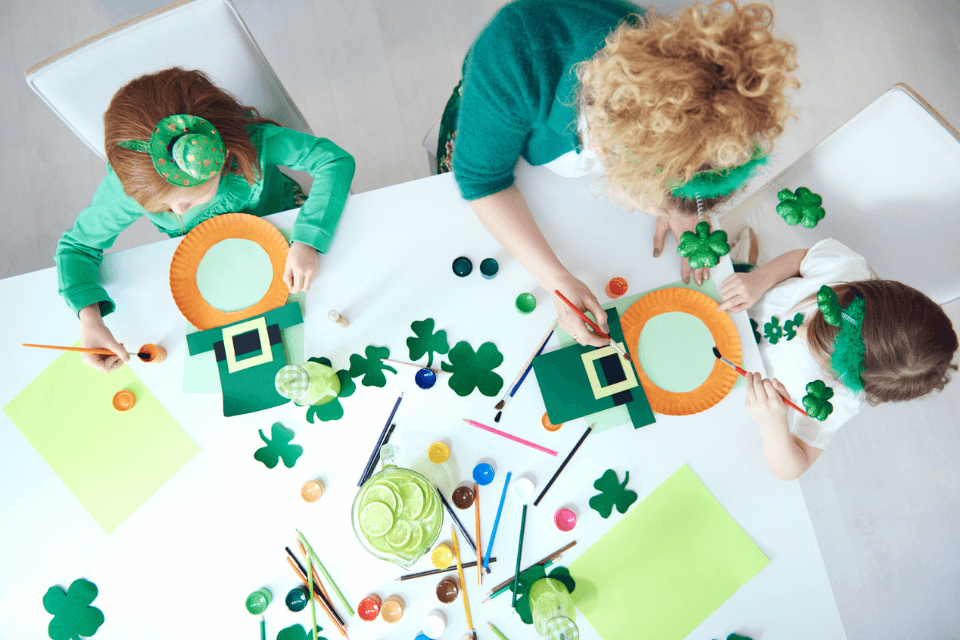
[670,147,768,200]
[117,114,225,187]
[816,285,866,393]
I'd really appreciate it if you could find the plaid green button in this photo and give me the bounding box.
[275,365,309,399]
[544,616,579,640]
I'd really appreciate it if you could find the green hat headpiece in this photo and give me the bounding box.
[670,146,768,200]
[117,114,225,187]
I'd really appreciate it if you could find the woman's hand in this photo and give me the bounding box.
[79,304,129,373]
[284,241,319,293]
[745,372,791,426]
[717,270,769,313]
[653,215,709,286]
[549,274,609,347]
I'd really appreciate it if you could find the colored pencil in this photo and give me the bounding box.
[396,558,497,581]
[485,541,577,597]
[296,529,355,617]
[260,615,265,640]
[512,504,528,607]
[533,424,594,507]
[712,347,807,416]
[437,487,492,574]
[488,622,511,640]
[486,558,560,601]
[285,555,346,637]
[307,555,318,640]
[298,540,332,606]
[450,526,474,633]
[474,482,483,586]
[358,392,403,486]
[462,419,558,457]
[552,290,629,359]
[483,471,511,570]
[285,546,345,629]
[22,343,150,358]
[494,321,557,413]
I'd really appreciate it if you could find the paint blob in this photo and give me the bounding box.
[515,293,537,314]
[473,463,495,486]
[415,368,437,389]
[452,485,475,509]
[452,257,473,277]
[480,258,499,279]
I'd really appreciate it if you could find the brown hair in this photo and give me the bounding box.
[577,0,798,210]
[806,280,958,405]
[104,68,275,212]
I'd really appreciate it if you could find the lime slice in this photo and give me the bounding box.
[405,524,423,554]
[360,502,394,537]
[400,483,425,518]
[385,521,412,548]
[361,484,397,511]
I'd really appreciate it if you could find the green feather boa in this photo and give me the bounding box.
[671,149,768,200]
[831,296,866,393]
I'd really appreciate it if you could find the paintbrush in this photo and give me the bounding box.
[494,321,557,422]
[553,290,629,360]
[712,346,807,416]
[23,343,153,360]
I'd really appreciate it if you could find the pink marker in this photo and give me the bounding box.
[462,419,558,456]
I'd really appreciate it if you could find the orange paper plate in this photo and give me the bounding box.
[169,213,289,330]
[621,287,741,416]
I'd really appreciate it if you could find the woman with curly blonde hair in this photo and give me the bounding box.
[442,0,798,345]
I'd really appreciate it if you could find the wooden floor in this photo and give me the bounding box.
[2,0,959,637]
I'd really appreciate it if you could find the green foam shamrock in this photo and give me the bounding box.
[776,187,825,228]
[254,423,303,469]
[750,318,762,344]
[763,316,783,344]
[588,469,638,518]
[406,318,449,368]
[715,635,753,640]
[802,380,835,421]
[783,312,805,341]
[43,578,104,640]
[304,357,356,423]
[817,285,842,326]
[348,346,398,387]
[440,341,504,397]
[277,624,326,640]
[509,565,576,625]
[677,221,730,269]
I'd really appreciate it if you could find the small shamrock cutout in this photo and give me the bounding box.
[348,345,398,387]
[715,635,753,640]
[277,624,326,640]
[588,469,638,518]
[783,312,805,341]
[750,318,762,344]
[802,380,835,421]
[406,318,449,368]
[254,423,303,469]
[776,187,825,228]
[817,285,842,326]
[440,341,504,397]
[305,357,356,423]
[43,578,104,640]
[763,316,784,344]
[677,221,731,269]
[509,565,576,625]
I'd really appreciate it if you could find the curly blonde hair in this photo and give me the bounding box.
[577,0,799,210]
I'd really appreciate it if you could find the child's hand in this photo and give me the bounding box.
[653,214,710,286]
[745,372,791,425]
[79,310,129,373]
[284,241,319,294]
[717,270,769,313]
[548,274,609,348]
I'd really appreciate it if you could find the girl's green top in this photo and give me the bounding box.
[453,0,644,201]
[55,123,356,317]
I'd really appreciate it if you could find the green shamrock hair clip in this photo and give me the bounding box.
[802,380,835,421]
[677,221,730,269]
[117,114,225,187]
[816,286,866,393]
[776,187,825,228]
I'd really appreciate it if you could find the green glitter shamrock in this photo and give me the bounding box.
[776,187,825,228]
[348,345,398,387]
[305,357,356,423]
[588,469,638,518]
[677,221,731,269]
[277,624,326,640]
[440,341,504,397]
[254,423,303,469]
[750,318,762,344]
[817,285,842,326]
[763,316,784,344]
[802,380,835,421]
[509,565,576,625]
[783,312,805,341]
[42,578,104,640]
[406,318,449,368]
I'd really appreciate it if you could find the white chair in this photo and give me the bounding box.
[422,112,443,175]
[718,83,960,305]
[24,0,311,160]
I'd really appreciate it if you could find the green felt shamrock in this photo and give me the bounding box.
[305,357,356,423]
[406,318,449,368]
[750,318,762,344]
[817,285,842,326]
[509,565,576,625]
[588,469,638,518]
[782,312,805,341]
[802,380,835,421]
[254,423,303,469]
[43,578,104,640]
[348,345,398,387]
[677,221,731,269]
[763,316,784,344]
[776,187,825,228]
[440,341,504,397]
[715,635,753,640]
[277,624,326,640]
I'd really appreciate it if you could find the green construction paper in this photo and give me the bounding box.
[3,346,199,534]
[510,565,576,625]
[638,312,716,393]
[440,341,505,397]
[406,318,449,368]
[569,465,770,640]
[254,423,303,469]
[304,357,356,423]
[588,469,638,519]
[348,346,398,387]
[277,624,325,640]
[42,578,104,640]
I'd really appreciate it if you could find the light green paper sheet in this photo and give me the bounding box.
[639,312,716,393]
[3,348,199,534]
[569,464,769,640]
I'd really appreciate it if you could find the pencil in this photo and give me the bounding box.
[494,321,557,413]
[296,530,356,617]
[285,555,346,637]
[298,540,333,606]
[307,554,318,640]
[485,541,577,597]
[712,347,807,416]
[483,471,511,570]
[463,419,558,456]
[437,487,491,573]
[552,290,629,359]
[396,558,497,581]
[488,622,511,640]
[260,615,265,640]
[450,526,473,632]
[485,558,559,601]
[358,393,403,486]
[512,504,527,608]
[285,547,345,629]
[533,424,594,507]
[474,482,482,586]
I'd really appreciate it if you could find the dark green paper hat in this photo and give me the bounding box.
[117,114,225,187]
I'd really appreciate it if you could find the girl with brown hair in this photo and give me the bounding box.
[718,239,959,479]
[55,68,355,373]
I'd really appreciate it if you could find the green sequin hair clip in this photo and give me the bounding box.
[817,285,866,393]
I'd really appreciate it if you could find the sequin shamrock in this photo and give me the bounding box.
[305,357,356,423]
[348,346,398,387]
[43,578,104,640]
[588,469,638,518]
[817,285,842,326]
[776,187,825,228]
[763,316,784,344]
[750,318,762,344]
[254,423,303,469]
[783,312,805,341]
[277,624,326,640]
[509,565,576,625]
[440,341,504,397]
[677,221,731,269]
[802,380,835,421]
[406,318,449,368]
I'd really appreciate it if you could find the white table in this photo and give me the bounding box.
[0,164,844,640]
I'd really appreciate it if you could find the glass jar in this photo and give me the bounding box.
[275,361,340,406]
[529,577,580,640]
